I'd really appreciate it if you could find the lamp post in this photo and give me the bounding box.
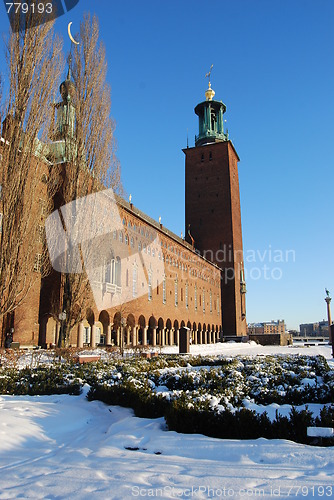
[325,289,333,358]
[58,311,66,348]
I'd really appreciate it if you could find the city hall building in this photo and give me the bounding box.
[1,71,247,349]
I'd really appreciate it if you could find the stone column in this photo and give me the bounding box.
[325,296,333,356]
[169,328,173,346]
[91,324,96,347]
[192,330,197,345]
[116,327,120,347]
[152,327,157,347]
[105,325,111,345]
[77,322,84,348]
[132,326,137,347]
[142,327,147,346]
[126,326,131,346]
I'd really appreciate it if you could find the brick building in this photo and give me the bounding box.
[248,320,286,335]
[1,71,246,348]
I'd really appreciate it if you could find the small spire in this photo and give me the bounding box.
[205,64,215,101]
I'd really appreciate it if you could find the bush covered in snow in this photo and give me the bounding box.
[0,351,333,444]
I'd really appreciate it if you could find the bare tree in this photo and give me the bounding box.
[0,12,63,344]
[54,14,123,345]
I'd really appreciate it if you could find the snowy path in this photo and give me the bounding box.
[0,383,333,499]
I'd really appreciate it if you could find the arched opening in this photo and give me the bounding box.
[138,314,146,344]
[173,319,179,344]
[148,315,157,344]
[180,320,185,328]
[127,313,136,344]
[99,310,110,345]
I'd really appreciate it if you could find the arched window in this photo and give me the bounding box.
[185,282,189,309]
[195,285,197,311]
[132,265,137,298]
[115,257,121,287]
[148,272,152,301]
[163,275,166,304]
[174,279,178,307]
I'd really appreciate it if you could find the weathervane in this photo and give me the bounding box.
[205,64,214,85]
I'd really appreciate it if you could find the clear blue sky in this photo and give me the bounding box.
[1,0,333,330]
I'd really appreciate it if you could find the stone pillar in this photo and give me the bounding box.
[91,324,96,347]
[142,327,147,346]
[169,328,173,346]
[106,325,112,345]
[116,327,120,347]
[77,322,84,348]
[192,330,196,345]
[152,327,156,347]
[132,326,137,347]
[126,326,131,346]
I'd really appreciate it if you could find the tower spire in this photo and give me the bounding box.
[194,68,227,146]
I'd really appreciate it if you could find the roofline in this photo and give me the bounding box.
[115,194,221,272]
[182,139,240,161]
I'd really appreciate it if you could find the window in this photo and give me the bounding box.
[163,275,166,304]
[217,297,220,315]
[203,290,205,313]
[113,230,117,240]
[185,282,189,309]
[126,269,129,287]
[210,291,212,313]
[130,237,134,248]
[34,253,42,273]
[119,231,123,243]
[174,279,178,307]
[138,241,142,252]
[125,234,128,245]
[122,218,126,226]
[148,272,152,301]
[132,266,137,298]
[195,285,197,311]
[115,257,121,287]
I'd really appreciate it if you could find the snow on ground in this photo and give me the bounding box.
[0,343,333,499]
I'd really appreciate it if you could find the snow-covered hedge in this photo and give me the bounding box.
[0,352,333,444]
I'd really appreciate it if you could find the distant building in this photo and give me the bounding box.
[299,321,329,337]
[248,320,286,335]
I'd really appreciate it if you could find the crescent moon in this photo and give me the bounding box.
[68,22,79,45]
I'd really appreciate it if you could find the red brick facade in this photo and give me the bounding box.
[184,141,246,336]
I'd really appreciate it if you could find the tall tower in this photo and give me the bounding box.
[184,78,246,337]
